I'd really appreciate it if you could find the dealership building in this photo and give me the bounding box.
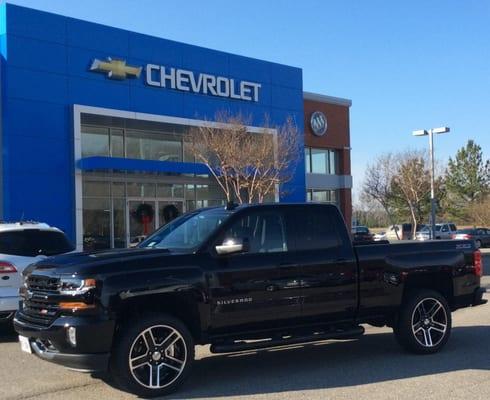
[0,4,352,250]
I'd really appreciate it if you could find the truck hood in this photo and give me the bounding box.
[25,247,179,276]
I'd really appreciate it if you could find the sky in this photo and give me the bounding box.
[7,0,490,202]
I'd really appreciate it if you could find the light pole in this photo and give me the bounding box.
[412,127,450,240]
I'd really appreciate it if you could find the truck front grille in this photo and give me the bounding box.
[18,275,60,327]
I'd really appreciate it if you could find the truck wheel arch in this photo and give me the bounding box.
[402,271,454,308]
[115,292,204,343]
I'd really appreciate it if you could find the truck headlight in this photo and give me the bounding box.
[59,278,96,296]
[58,278,97,311]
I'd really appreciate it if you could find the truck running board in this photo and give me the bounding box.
[210,325,365,354]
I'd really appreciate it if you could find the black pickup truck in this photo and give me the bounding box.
[14,203,486,397]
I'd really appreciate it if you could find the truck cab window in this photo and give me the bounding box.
[222,211,288,253]
[295,209,341,250]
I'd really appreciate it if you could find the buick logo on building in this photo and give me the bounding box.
[310,111,328,136]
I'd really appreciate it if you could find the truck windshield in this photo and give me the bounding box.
[139,208,232,252]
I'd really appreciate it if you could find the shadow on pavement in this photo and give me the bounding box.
[0,322,17,343]
[142,325,490,399]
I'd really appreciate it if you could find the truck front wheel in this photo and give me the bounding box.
[394,289,451,354]
[110,313,195,397]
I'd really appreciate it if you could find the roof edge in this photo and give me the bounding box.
[303,91,352,107]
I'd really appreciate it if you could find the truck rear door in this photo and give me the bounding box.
[287,204,358,324]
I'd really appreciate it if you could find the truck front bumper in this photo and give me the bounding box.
[30,339,110,371]
[13,313,115,372]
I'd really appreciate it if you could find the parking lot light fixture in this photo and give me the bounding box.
[412,126,450,240]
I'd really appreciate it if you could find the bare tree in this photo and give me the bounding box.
[187,112,300,204]
[362,153,401,238]
[388,150,440,238]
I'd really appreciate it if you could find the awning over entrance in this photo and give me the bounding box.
[77,157,210,175]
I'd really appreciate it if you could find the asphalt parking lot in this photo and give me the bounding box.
[1,253,489,400]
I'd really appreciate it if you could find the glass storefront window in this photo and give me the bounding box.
[126,130,182,162]
[83,181,110,197]
[83,197,111,251]
[127,182,156,197]
[81,127,109,157]
[157,184,184,198]
[329,150,336,174]
[312,189,328,202]
[112,182,125,197]
[311,149,328,174]
[305,148,311,173]
[113,198,126,248]
[111,129,124,158]
[306,189,338,204]
[305,147,338,175]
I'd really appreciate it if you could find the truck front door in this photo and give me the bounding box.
[207,208,303,333]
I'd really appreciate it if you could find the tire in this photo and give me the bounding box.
[394,289,451,354]
[110,313,195,398]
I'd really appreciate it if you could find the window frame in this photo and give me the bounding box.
[211,208,292,256]
[287,205,343,252]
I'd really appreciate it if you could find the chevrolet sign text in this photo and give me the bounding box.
[146,64,261,102]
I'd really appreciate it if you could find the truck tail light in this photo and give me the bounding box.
[474,250,483,277]
[0,261,17,274]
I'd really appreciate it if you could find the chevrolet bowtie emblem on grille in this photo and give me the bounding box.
[90,57,142,80]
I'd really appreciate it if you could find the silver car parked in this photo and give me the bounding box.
[415,223,458,241]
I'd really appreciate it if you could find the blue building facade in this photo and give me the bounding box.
[0,4,307,250]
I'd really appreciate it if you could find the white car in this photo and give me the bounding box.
[415,223,458,241]
[373,231,387,241]
[0,222,74,323]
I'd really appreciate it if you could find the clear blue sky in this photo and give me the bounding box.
[7,0,490,201]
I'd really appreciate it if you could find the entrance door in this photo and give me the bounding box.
[127,199,184,247]
[127,200,157,247]
[158,201,184,227]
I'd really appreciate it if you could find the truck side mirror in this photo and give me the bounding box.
[215,237,249,255]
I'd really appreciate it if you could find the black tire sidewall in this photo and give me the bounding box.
[395,289,452,354]
[110,313,195,398]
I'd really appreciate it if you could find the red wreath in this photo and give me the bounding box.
[134,203,155,235]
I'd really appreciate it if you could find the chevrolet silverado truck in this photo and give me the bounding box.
[14,203,486,397]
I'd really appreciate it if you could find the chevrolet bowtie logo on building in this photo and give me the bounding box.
[90,57,142,80]
[89,56,261,102]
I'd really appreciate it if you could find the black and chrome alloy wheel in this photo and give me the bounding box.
[394,289,452,354]
[129,325,187,389]
[111,314,194,397]
[411,298,448,348]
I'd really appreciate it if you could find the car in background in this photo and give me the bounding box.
[452,228,490,248]
[0,222,74,324]
[415,223,458,241]
[351,226,374,243]
[373,231,387,241]
[386,223,427,241]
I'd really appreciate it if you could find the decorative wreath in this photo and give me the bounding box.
[161,204,180,224]
[134,204,155,235]
[134,203,155,223]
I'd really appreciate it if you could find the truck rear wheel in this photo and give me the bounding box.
[394,289,451,354]
[110,313,195,397]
